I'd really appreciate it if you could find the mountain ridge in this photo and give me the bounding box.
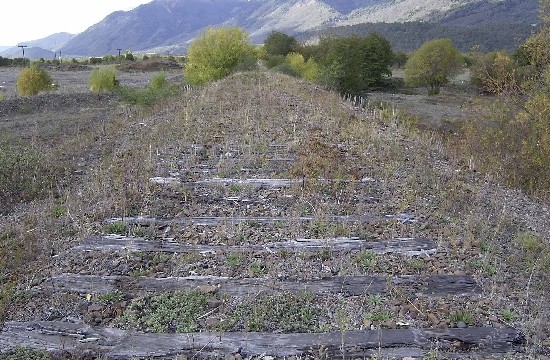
[2,0,540,58]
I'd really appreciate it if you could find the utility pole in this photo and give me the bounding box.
[18,45,28,67]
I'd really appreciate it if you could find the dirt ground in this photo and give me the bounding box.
[0,61,183,100]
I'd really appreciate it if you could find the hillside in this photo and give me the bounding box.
[300,21,535,52]
[59,0,539,56]
[0,33,74,59]
[0,69,548,358]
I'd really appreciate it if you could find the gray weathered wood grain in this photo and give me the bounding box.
[40,273,480,297]
[73,235,436,256]
[0,321,524,359]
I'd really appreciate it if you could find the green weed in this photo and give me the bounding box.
[248,260,266,276]
[117,82,180,108]
[97,291,125,304]
[223,292,318,332]
[356,250,378,271]
[499,308,518,322]
[117,291,209,333]
[89,66,118,92]
[106,221,128,235]
[226,253,243,268]
[450,310,473,326]
[365,310,391,322]
[0,348,51,360]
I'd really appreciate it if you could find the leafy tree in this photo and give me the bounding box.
[315,33,393,94]
[125,50,135,61]
[16,66,53,96]
[404,38,463,94]
[285,52,319,81]
[264,31,297,57]
[470,51,519,94]
[463,0,550,197]
[393,51,409,68]
[185,26,257,85]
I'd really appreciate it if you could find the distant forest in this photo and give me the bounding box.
[300,0,539,53]
[299,21,537,53]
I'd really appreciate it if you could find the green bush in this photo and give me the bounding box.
[470,51,519,94]
[271,62,300,78]
[125,51,135,61]
[16,66,53,96]
[185,26,257,85]
[89,67,118,92]
[286,52,319,81]
[404,38,463,94]
[150,72,168,90]
[315,33,393,94]
[264,31,298,57]
[265,54,286,68]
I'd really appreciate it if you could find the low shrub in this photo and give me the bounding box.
[89,67,118,92]
[16,66,53,96]
[117,73,180,108]
[149,72,168,90]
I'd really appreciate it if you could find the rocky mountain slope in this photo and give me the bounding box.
[58,0,539,56]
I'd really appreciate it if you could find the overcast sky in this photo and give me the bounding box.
[0,0,153,46]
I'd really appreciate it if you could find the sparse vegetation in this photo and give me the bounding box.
[0,348,51,360]
[223,292,319,332]
[117,291,209,332]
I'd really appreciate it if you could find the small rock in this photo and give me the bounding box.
[207,298,223,309]
[205,317,219,328]
[383,320,395,329]
[198,284,218,294]
[88,304,103,312]
[427,313,439,327]
[457,321,467,328]
[363,319,372,329]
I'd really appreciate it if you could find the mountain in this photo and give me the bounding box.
[0,33,75,59]
[59,0,540,56]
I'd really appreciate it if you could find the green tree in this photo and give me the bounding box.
[185,26,257,85]
[393,51,409,68]
[285,52,319,81]
[463,0,550,197]
[264,31,297,57]
[16,66,53,96]
[316,33,393,94]
[404,38,463,94]
[125,50,135,61]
